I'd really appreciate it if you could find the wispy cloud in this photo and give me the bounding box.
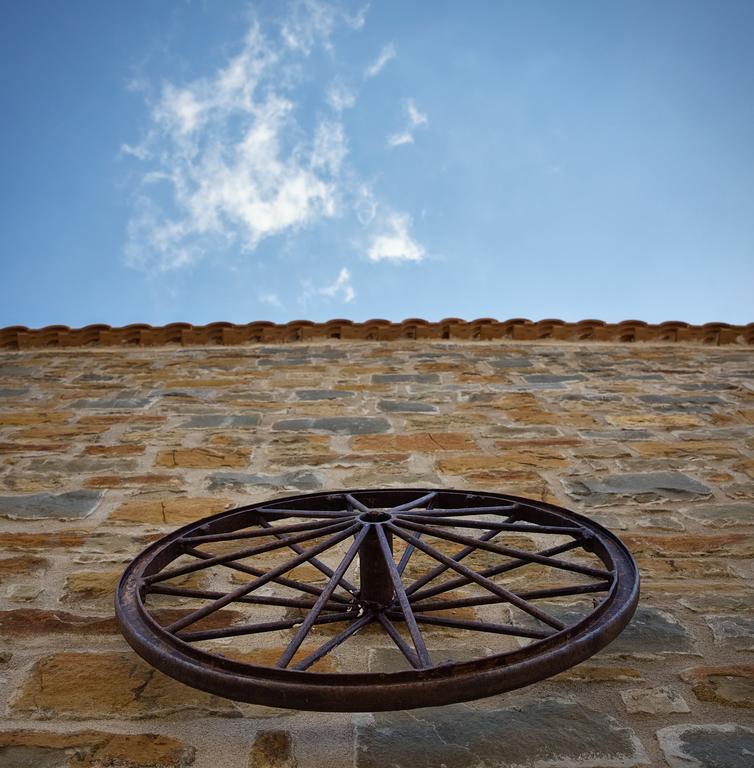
[258,291,283,308]
[365,42,396,78]
[123,1,427,288]
[320,266,355,302]
[387,97,428,148]
[124,17,349,272]
[327,79,357,112]
[368,213,425,262]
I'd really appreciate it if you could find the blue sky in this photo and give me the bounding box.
[1,0,752,328]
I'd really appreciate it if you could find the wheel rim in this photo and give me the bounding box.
[116,488,640,711]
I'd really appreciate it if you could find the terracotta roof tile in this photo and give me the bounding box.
[0,318,752,349]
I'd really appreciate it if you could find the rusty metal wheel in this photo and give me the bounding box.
[116,488,639,711]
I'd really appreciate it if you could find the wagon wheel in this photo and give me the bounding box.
[116,488,639,712]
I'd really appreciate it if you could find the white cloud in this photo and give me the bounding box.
[406,98,428,128]
[327,79,356,112]
[125,10,353,272]
[124,1,428,282]
[280,0,367,54]
[258,291,283,308]
[365,42,396,78]
[387,132,413,148]
[120,143,149,160]
[368,213,425,263]
[387,97,428,149]
[319,266,355,302]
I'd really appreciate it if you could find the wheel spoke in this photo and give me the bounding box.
[386,611,553,640]
[408,538,587,603]
[258,518,359,597]
[411,582,611,613]
[375,525,432,668]
[344,493,371,515]
[276,526,370,668]
[255,508,356,519]
[396,514,582,536]
[387,491,438,513]
[405,528,502,595]
[397,504,519,517]
[182,546,353,604]
[388,523,566,631]
[146,584,351,612]
[182,517,348,545]
[293,611,374,671]
[146,520,351,584]
[375,613,421,669]
[396,496,435,576]
[165,524,360,634]
[396,518,612,581]
[178,612,352,643]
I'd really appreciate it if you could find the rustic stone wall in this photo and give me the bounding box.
[0,340,752,768]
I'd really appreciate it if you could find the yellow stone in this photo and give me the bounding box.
[110,496,232,524]
[155,448,251,469]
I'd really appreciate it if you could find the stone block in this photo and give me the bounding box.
[0,490,102,520]
[705,615,754,652]
[355,698,648,767]
[0,730,195,768]
[155,447,251,469]
[371,373,440,384]
[352,433,476,452]
[295,389,355,400]
[657,724,754,768]
[567,472,711,504]
[272,417,390,435]
[378,400,438,413]
[619,686,690,713]
[208,470,323,491]
[11,651,243,719]
[681,666,754,708]
[248,730,296,768]
[179,414,261,428]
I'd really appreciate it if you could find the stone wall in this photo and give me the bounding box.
[0,340,752,768]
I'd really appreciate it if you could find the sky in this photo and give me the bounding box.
[1,0,752,328]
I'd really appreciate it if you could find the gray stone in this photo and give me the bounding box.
[355,698,647,768]
[681,503,753,528]
[569,472,711,503]
[524,374,585,384]
[612,374,666,381]
[489,357,532,369]
[657,724,754,768]
[180,414,260,428]
[639,394,724,406]
[680,594,754,614]
[208,470,322,492]
[26,457,138,474]
[75,374,113,382]
[72,394,151,409]
[257,357,313,366]
[378,400,438,413]
[705,615,754,651]
[0,746,66,768]
[0,364,36,378]
[295,390,355,400]
[0,388,28,397]
[0,490,102,520]
[606,606,696,657]
[579,429,654,441]
[371,373,440,384]
[272,417,390,435]
[619,686,690,714]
